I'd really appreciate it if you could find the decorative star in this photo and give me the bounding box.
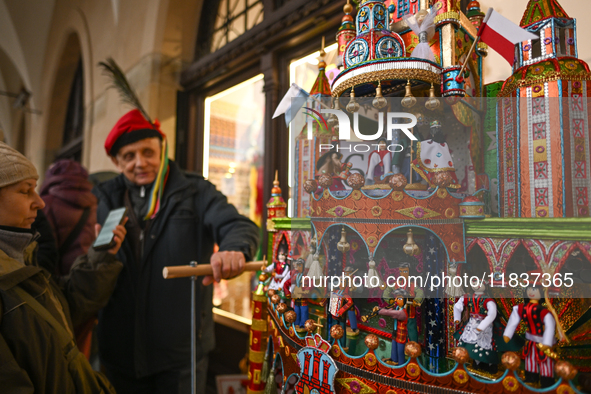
[430,235,435,241]
[428,310,433,316]
[429,247,436,255]
[428,343,435,351]
[428,330,433,336]
[429,319,437,327]
[486,131,497,151]
[439,337,445,343]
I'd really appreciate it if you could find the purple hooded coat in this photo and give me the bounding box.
[40,159,98,276]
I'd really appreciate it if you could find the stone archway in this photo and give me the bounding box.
[44,32,82,169]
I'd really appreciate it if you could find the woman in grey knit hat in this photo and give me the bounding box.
[0,142,127,393]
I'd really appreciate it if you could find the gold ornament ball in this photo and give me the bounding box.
[501,351,521,371]
[452,347,470,364]
[277,303,288,314]
[258,273,267,282]
[304,319,316,333]
[284,310,297,324]
[405,341,422,358]
[347,173,365,190]
[364,334,380,350]
[318,174,333,189]
[433,171,453,188]
[555,360,578,381]
[303,179,318,194]
[270,294,281,304]
[389,173,408,190]
[268,289,277,297]
[343,3,353,13]
[330,325,344,340]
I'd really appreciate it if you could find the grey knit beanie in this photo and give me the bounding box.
[0,142,39,188]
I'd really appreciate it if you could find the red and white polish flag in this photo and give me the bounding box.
[478,8,538,66]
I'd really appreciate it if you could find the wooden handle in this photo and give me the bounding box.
[163,261,263,279]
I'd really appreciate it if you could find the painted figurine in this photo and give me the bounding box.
[284,258,309,332]
[503,285,557,388]
[366,138,393,185]
[383,263,423,341]
[411,120,460,189]
[304,241,316,270]
[264,245,290,293]
[454,279,499,373]
[315,149,352,191]
[392,128,424,184]
[379,288,409,365]
[324,267,359,345]
[402,3,441,62]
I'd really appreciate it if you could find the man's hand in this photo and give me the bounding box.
[94,217,128,255]
[203,251,245,286]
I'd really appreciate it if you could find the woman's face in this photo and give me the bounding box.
[0,179,45,229]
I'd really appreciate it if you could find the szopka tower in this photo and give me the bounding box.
[497,0,591,218]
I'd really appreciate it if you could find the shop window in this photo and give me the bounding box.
[57,58,84,161]
[211,0,264,52]
[204,75,265,223]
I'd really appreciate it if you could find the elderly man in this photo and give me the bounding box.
[93,109,260,393]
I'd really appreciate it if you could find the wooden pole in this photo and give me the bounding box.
[163,261,264,279]
[455,36,480,82]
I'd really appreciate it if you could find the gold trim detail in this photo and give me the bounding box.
[351,190,362,200]
[249,349,264,364]
[247,388,264,394]
[251,318,267,332]
[289,326,295,337]
[371,206,383,217]
[252,293,267,303]
[453,369,468,384]
[434,11,460,26]
[445,208,456,218]
[502,376,519,392]
[367,236,378,248]
[437,188,448,199]
[392,191,404,201]
[500,72,591,97]
[556,384,575,394]
[332,69,440,97]
[331,344,341,358]
[396,206,441,220]
[284,345,291,357]
[406,362,421,378]
[451,242,461,253]
[323,189,330,199]
[364,352,377,367]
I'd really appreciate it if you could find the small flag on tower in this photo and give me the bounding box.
[272,83,309,126]
[478,8,538,65]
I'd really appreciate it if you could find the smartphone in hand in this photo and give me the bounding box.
[93,207,128,250]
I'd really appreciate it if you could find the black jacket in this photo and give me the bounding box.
[93,161,259,378]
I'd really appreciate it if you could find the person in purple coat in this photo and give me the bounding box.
[39,159,98,358]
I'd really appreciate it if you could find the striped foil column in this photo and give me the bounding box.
[247,292,268,394]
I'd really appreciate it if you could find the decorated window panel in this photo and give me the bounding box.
[543,27,553,56]
[397,0,410,19]
[358,6,371,34]
[521,40,531,63]
[566,28,575,56]
[373,4,387,30]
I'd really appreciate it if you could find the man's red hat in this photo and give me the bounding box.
[105,109,164,156]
